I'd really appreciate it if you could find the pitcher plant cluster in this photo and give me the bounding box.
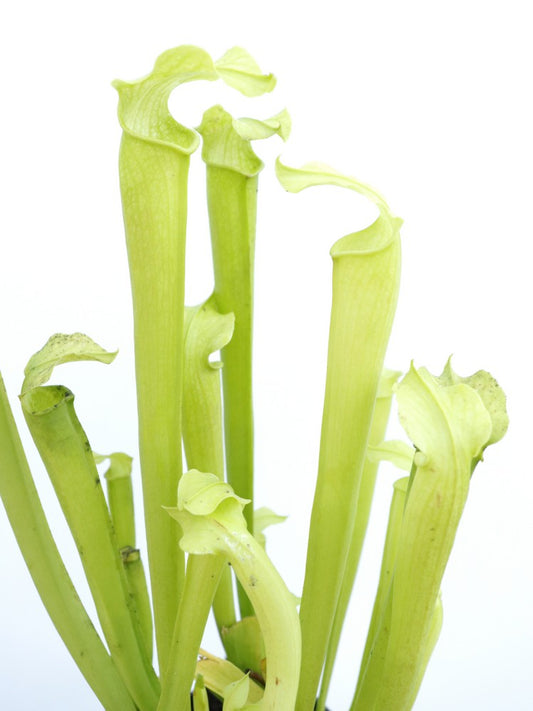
[0,46,508,711]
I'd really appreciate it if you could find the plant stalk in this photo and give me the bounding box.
[113,46,219,671]
[21,384,159,710]
[0,375,137,711]
[274,160,402,711]
[317,370,400,710]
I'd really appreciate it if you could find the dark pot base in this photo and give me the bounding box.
[190,689,330,709]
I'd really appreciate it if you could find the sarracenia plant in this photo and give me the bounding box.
[0,46,508,711]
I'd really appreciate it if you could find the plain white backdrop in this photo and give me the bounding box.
[0,1,531,709]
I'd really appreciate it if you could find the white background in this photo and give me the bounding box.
[0,1,531,709]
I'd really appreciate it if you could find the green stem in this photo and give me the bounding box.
[350,478,408,711]
[192,674,210,711]
[122,547,154,666]
[119,128,188,671]
[199,106,265,620]
[371,364,493,710]
[213,569,237,631]
[275,161,402,710]
[0,375,136,711]
[212,167,255,622]
[198,107,261,537]
[405,594,443,710]
[317,370,399,710]
[114,46,219,672]
[212,170,255,521]
[198,107,289,624]
[210,167,256,622]
[290,185,401,709]
[182,300,237,632]
[103,453,136,548]
[157,555,226,711]
[158,300,236,706]
[104,452,154,662]
[20,384,158,710]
